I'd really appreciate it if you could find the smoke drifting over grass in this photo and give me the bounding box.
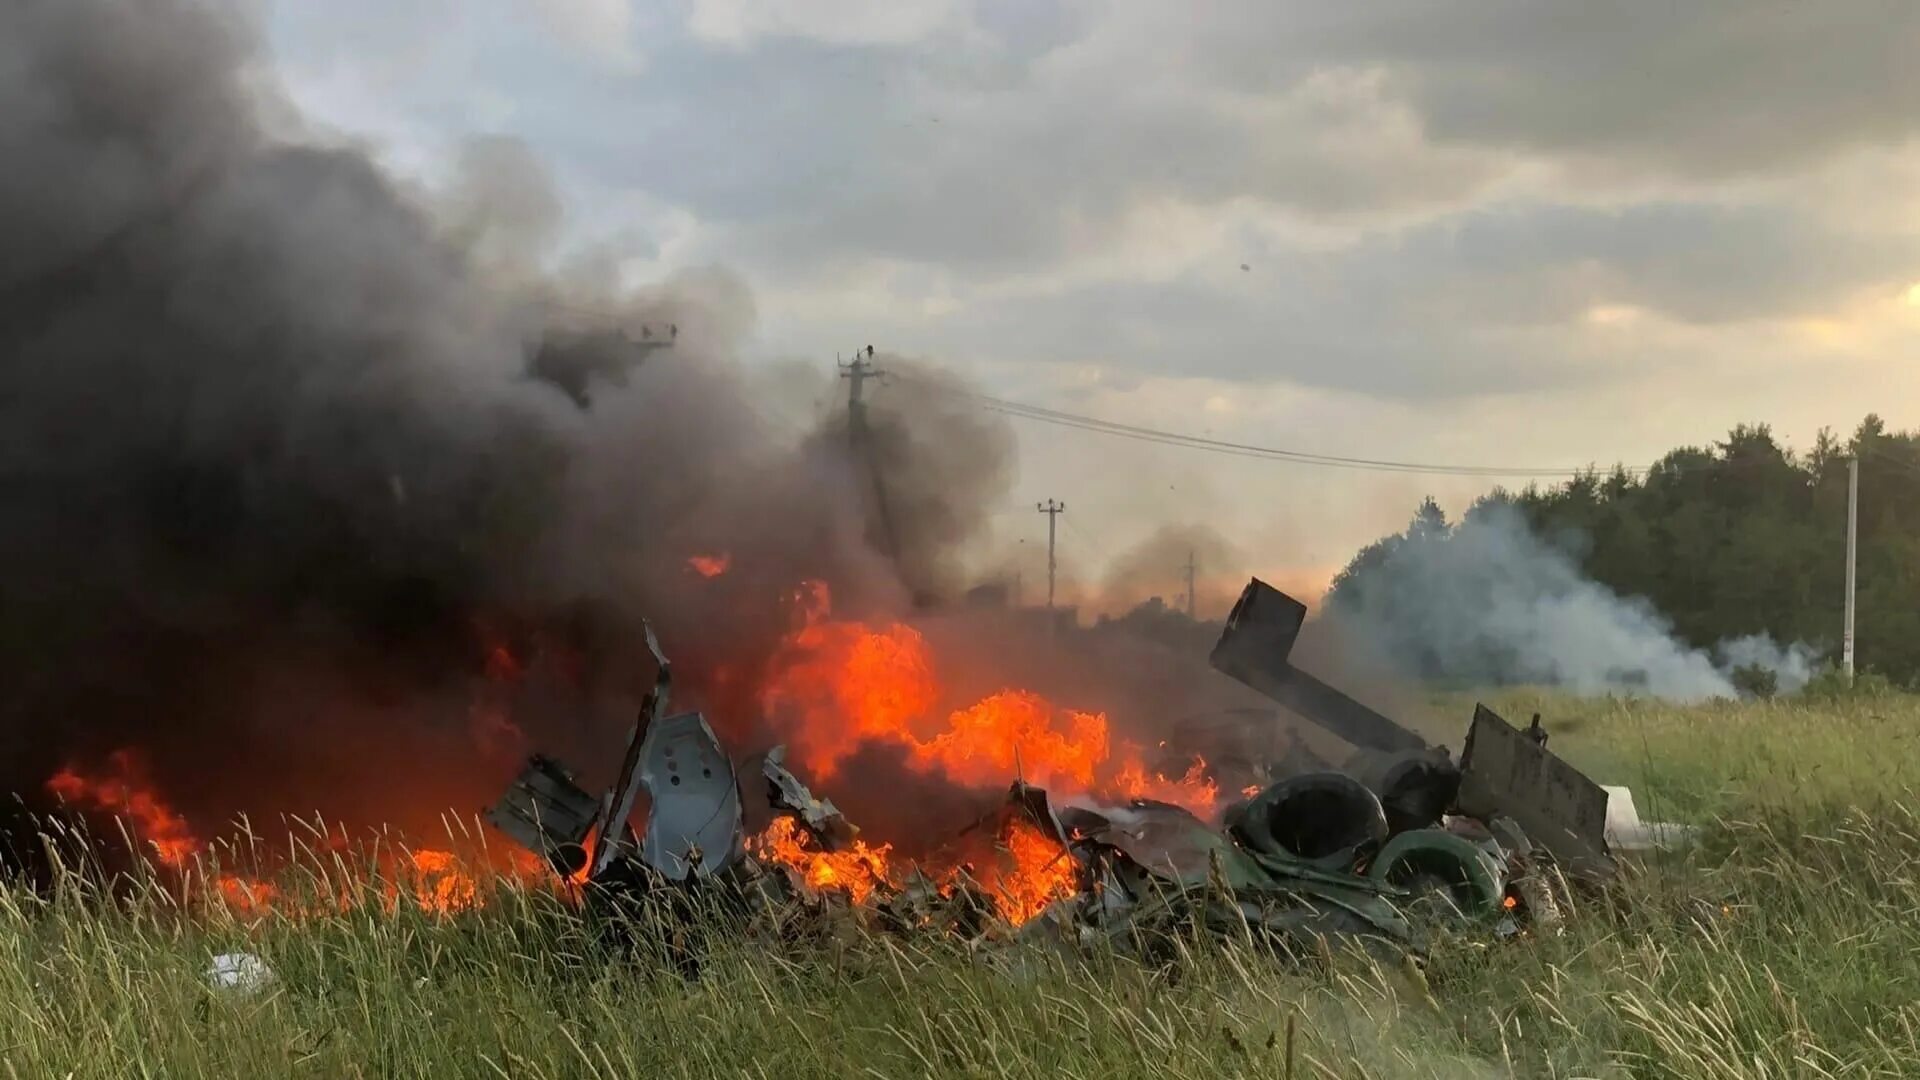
[1324,503,1815,700]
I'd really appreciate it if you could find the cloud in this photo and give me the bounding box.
[530,0,644,69]
[1339,200,1916,327]
[270,1,1920,306]
[687,0,964,48]
[1167,1,1920,180]
[259,0,1920,529]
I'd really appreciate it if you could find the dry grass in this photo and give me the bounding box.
[5,691,1919,1078]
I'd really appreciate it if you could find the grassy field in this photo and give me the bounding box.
[5,690,1920,1079]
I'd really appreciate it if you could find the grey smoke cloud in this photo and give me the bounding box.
[1324,503,1815,700]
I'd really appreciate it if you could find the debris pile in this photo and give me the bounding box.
[490,580,1644,964]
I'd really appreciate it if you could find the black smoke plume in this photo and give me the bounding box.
[0,0,1006,839]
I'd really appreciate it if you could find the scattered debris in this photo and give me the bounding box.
[763,746,857,850]
[206,952,274,994]
[1602,785,1699,852]
[1456,704,1613,881]
[487,579,1645,972]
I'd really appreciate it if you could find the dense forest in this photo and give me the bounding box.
[1327,416,1920,689]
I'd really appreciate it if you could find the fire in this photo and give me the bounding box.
[47,751,198,869]
[753,817,894,905]
[44,751,277,912]
[758,608,938,780]
[915,691,1109,789]
[972,818,1078,924]
[46,750,533,917]
[470,632,528,758]
[219,877,279,911]
[1114,749,1221,818]
[399,849,479,915]
[754,814,1075,925]
[687,553,732,578]
[759,585,1219,815]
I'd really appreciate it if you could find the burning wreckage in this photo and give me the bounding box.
[488,580,1631,965]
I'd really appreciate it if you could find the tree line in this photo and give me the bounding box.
[1327,415,1920,687]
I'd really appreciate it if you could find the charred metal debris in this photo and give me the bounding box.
[488,579,1658,967]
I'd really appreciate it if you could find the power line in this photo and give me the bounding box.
[887,373,1624,478]
[984,398,1581,477]
[887,371,1878,483]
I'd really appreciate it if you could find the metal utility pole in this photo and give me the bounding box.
[1037,499,1065,610]
[1183,549,1198,619]
[1844,455,1859,682]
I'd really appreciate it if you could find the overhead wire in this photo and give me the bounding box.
[884,371,1627,479]
[883,370,1898,484]
[528,313,1904,485]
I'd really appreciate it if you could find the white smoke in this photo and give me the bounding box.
[1326,503,1818,700]
[1715,633,1819,694]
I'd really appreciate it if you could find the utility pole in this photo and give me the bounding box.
[840,346,900,569]
[1844,455,1859,682]
[1183,549,1198,619]
[840,345,880,439]
[1037,499,1065,611]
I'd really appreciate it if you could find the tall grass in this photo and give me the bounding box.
[4,693,1918,1078]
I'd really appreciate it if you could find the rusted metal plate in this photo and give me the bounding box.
[1457,704,1614,881]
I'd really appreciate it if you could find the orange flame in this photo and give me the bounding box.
[45,751,541,917]
[400,849,479,915]
[758,613,938,781]
[46,751,199,870]
[971,818,1078,924]
[753,817,895,905]
[759,584,1219,816]
[687,553,732,578]
[1114,748,1221,818]
[45,751,278,912]
[914,691,1108,790]
[218,877,279,911]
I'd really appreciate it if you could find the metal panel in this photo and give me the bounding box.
[1456,704,1614,881]
[485,754,597,859]
[591,622,670,879]
[638,711,744,881]
[1210,578,1427,754]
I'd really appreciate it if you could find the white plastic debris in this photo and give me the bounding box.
[1602,786,1698,852]
[206,952,274,994]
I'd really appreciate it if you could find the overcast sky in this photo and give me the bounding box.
[264,0,1920,608]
